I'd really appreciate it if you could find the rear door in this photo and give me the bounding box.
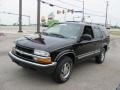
[92,26,103,50]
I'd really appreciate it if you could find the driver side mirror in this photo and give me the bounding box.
[81,34,92,41]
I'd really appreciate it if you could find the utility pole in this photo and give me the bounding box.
[28,16,31,25]
[18,0,23,32]
[37,0,41,34]
[105,1,109,27]
[82,0,85,22]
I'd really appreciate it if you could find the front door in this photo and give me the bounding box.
[75,25,98,61]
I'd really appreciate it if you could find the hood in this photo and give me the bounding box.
[16,34,76,52]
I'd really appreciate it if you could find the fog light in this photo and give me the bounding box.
[34,57,52,64]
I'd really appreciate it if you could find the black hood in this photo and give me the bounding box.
[16,34,76,52]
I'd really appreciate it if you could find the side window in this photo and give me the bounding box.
[83,26,94,38]
[93,26,103,38]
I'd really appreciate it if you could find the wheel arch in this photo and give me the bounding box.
[55,50,76,64]
[103,45,108,52]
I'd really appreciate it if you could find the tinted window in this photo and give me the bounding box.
[83,26,94,38]
[93,26,103,38]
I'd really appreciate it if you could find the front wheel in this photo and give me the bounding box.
[95,48,106,64]
[53,56,73,83]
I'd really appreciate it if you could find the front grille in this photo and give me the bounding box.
[15,52,34,62]
[16,44,34,54]
[15,44,35,62]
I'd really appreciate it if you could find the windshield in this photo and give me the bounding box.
[43,23,81,39]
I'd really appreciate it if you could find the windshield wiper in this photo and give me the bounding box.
[42,32,67,38]
[24,36,33,41]
[48,33,66,38]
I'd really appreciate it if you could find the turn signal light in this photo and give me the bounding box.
[34,57,52,64]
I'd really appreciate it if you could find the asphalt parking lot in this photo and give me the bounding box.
[0,33,120,90]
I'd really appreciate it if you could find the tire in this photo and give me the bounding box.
[95,48,106,64]
[53,56,73,83]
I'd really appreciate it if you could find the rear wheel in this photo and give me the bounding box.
[95,48,106,64]
[53,56,73,83]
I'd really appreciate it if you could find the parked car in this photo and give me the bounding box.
[9,22,110,83]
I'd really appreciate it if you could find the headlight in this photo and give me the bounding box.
[34,50,52,64]
[34,50,50,57]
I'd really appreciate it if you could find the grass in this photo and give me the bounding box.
[110,31,120,36]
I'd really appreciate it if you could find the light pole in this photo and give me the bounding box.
[105,1,109,27]
[76,0,85,22]
[82,0,85,22]
[37,0,41,34]
[18,0,23,32]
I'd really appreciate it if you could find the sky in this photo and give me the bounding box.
[0,0,120,26]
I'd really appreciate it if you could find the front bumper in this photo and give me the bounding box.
[8,51,57,73]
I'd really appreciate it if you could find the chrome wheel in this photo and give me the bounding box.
[95,48,106,64]
[101,51,105,62]
[53,56,73,83]
[60,63,72,80]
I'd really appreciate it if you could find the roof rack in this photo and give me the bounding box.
[64,21,105,26]
[66,21,80,22]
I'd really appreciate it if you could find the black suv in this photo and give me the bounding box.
[9,22,110,83]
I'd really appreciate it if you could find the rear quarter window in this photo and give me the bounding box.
[93,26,103,38]
[99,26,110,37]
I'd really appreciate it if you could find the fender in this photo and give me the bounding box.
[54,49,76,62]
[103,43,108,46]
[102,43,108,49]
